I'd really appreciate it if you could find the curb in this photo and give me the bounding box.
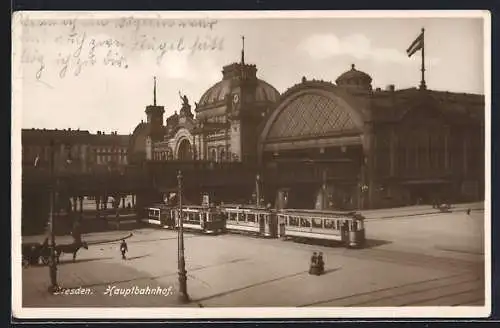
[364,208,484,220]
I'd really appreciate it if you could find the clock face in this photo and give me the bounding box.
[233,94,239,104]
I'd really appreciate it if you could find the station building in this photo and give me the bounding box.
[129,55,485,210]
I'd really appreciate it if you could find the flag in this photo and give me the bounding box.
[406,30,424,57]
[34,155,40,167]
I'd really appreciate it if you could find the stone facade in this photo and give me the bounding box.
[129,62,484,209]
[259,65,484,209]
[129,59,280,165]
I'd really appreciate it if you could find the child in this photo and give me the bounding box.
[120,239,128,260]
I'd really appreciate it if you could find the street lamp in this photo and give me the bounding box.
[47,139,59,293]
[177,170,189,303]
[255,174,261,207]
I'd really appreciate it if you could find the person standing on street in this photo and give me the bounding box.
[120,239,128,260]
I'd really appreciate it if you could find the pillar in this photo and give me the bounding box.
[79,196,83,220]
[362,123,375,210]
[444,127,449,170]
[389,128,396,177]
[96,195,100,219]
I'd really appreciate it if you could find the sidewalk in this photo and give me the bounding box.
[359,201,484,220]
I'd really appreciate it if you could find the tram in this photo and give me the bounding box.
[178,205,225,234]
[144,204,176,228]
[277,209,365,248]
[143,203,365,248]
[219,204,278,237]
[143,204,225,234]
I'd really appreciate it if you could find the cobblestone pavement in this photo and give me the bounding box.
[19,209,485,309]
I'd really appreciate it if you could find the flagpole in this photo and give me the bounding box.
[420,28,426,90]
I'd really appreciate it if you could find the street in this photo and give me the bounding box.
[20,208,485,308]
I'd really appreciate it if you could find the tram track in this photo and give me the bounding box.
[300,272,484,307]
[343,247,483,272]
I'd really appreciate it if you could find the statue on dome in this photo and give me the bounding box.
[178,91,194,119]
[179,91,189,107]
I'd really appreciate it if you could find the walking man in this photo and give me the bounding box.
[120,239,128,260]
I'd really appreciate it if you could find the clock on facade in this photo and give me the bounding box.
[232,94,239,104]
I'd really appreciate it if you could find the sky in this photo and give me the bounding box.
[15,12,487,135]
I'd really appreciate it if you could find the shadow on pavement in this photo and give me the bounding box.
[126,253,153,260]
[362,239,393,249]
[283,237,345,248]
[56,257,115,265]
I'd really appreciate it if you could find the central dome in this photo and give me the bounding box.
[196,62,280,111]
[197,79,280,108]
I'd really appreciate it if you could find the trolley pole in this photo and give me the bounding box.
[47,139,59,293]
[177,170,189,303]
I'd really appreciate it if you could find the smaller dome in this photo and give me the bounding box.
[335,64,372,89]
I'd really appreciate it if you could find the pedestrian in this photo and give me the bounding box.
[120,239,128,260]
[317,252,325,275]
[309,252,318,275]
[466,208,471,216]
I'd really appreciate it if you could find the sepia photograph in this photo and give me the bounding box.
[12,10,490,319]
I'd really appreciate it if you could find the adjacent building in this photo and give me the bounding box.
[21,128,130,174]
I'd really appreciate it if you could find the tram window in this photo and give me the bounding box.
[352,221,358,231]
[229,213,237,221]
[357,220,364,230]
[300,218,311,227]
[289,217,299,226]
[312,218,322,228]
[247,214,255,223]
[324,219,333,229]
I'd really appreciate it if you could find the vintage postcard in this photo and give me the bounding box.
[12,10,491,319]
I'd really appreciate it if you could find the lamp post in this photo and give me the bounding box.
[47,139,59,293]
[177,170,189,303]
[255,174,261,207]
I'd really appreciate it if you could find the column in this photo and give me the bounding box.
[79,196,83,220]
[444,127,449,171]
[463,134,468,175]
[95,195,100,219]
[389,128,396,177]
[366,125,375,209]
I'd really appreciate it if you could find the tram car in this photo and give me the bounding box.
[143,204,225,234]
[22,241,50,267]
[219,204,278,237]
[144,204,176,229]
[276,209,365,248]
[176,205,226,234]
